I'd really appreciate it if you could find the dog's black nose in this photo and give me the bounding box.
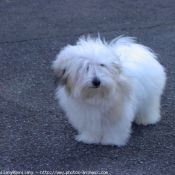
[92,77,101,87]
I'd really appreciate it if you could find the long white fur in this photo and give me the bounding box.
[53,36,166,146]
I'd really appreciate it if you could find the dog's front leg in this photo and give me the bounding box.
[101,119,132,146]
[101,104,134,146]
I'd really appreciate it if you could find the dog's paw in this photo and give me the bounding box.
[75,132,101,144]
[101,137,127,147]
[101,131,130,147]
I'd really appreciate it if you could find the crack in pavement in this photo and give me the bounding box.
[0,21,175,45]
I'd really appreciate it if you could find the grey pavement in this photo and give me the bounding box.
[0,0,175,174]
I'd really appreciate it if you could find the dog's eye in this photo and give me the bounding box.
[86,66,89,72]
[62,68,66,74]
[100,64,105,67]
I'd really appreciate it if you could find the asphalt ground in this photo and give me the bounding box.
[0,0,175,174]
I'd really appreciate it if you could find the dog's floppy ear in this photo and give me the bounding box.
[53,45,74,87]
[54,68,67,86]
[52,48,69,86]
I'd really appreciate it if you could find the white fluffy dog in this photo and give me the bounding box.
[52,36,166,146]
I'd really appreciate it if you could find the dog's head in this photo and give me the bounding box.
[52,36,122,104]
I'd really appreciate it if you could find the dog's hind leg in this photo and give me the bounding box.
[135,95,161,125]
